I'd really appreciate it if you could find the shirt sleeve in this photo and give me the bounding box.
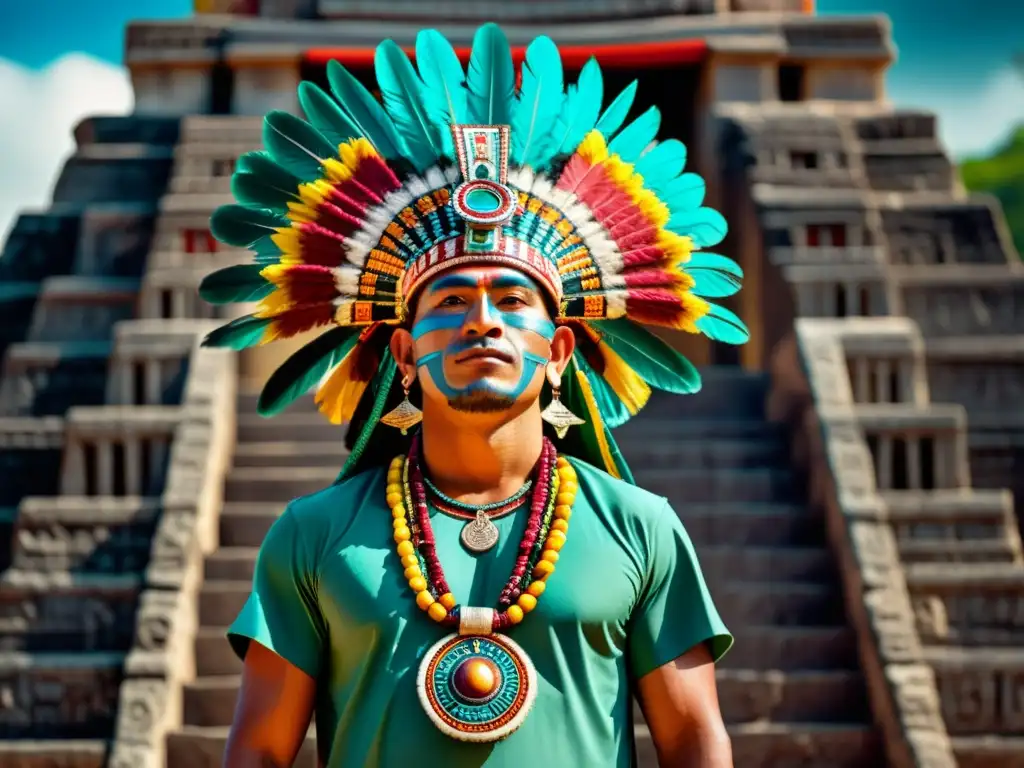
[628,499,732,680]
[227,505,326,680]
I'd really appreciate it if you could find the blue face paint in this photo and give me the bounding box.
[418,350,548,402]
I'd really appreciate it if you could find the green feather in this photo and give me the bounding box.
[375,39,445,171]
[661,173,705,211]
[415,29,468,157]
[231,171,299,213]
[684,253,743,299]
[263,110,334,181]
[695,303,749,345]
[635,139,687,192]
[210,204,288,249]
[326,60,406,161]
[667,206,728,248]
[336,356,398,483]
[258,326,361,417]
[558,363,635,483]
[608,106,661,163]
[554,58,604,158]
[198,264,273,305]
[595,80,637,140]
[297,81,360,150]
[512,35,564,168]
[594,319,701,394]
[201,315,270,351]
[574,355,631,428]
[466,23,515,125]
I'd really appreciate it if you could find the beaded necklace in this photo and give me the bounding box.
[386,435,577,742]
[423,474,533,552]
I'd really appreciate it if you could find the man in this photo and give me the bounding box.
[200,22,747,768]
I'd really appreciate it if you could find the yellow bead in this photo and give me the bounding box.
[506,605,524,624]
[554,505,572,521]
[556,492,575,506]
[551,519,569,533]
[409,576,428,593]
[527,581,546,597]
[401,553,419,568]
[557,465,575,478]
[397,541,415,558]
[545,534,565,552]
[541,549,559,564]
[427,602,448,622]
[517,594,537,612]
[440,592,457,610]
[533,559,555,578]
[391,505,406,519]
[416,590,435,610]
[386,483,402,496]
[386,492,403,508]
[387,469,402,483]
[393,526,411,542]
[390,455,404,467]
[404,565,422,580]
[393,517,408,530]
[556,455,570,468]
[559,481,578,496]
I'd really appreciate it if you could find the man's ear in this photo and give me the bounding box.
[549,324,576,377]
[389,328,418,386]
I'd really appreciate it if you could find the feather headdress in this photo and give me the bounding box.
[200,23,748,482]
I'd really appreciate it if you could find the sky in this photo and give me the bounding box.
[0,0,1022,241]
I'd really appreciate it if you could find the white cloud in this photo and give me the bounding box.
[895,65,1024,160]
[0,53,134,245]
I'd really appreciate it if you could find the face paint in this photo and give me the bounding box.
[411,267,556,410]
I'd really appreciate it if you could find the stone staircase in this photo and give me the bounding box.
[164,368,881,767]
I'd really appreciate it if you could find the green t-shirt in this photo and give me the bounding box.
[228,457,731,767]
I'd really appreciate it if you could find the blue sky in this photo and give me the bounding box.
[0,0,1021,241]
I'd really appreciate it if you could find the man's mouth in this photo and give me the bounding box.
[455,347,515,365]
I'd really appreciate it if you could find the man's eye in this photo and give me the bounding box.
[499,295,526,307]
[439,296,465,307]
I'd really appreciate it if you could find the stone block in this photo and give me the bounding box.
[197,582,250,628]
[678,503,824,547]
[0,418,64,508]
[27,276,140,344]
[953,735,1024,768]
[0,740,107,768]
[74,115,180,147]
[716,669,868,724]
[0,212,80,282]
[635,467,800,504]
[231,441,349,469]
[701,545,834,584]
[715,582,846,628]
[203,547,257,582]
[193,627,241,678]
[727,722,882,768]
[223,467,336,504]
[0,341,110,417]
[721,625,859,671]
[234,412,343,443]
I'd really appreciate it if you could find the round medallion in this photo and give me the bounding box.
[461,511,500,553]
[417,633,537,743]
[452,180,517,227]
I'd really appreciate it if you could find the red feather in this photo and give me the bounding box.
[268,303,335,340]
[297,222,348,267]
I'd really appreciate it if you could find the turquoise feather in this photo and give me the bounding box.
[608,106,661,163]
[684,253,743,299]
[466,23,515,125]
[375,40,445,171]
[297,81,360,150]
[231,171,299,212]
[326,60,406,161]
[199,264,273,305]
[635,139,687,192]
[233,152,303,199]
[259,327,361,417]
[210,205,288,248]
[667,207,728,247]
[336,357,398,484]
[695,304,750,345]
[263,110,334,181]
[553,58,603,158]
[512,35,564,168]
[661,173,705,211]
[202,315,271,351]
[594,80,637,140]
[575,355,631,428]
[594,319,701,394]
[415,29,468,157]
[235,151,270,173]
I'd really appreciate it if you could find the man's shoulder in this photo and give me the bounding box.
[568,456,668,526]
[285,463,387,530]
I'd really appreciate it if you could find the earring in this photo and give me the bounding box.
[381,374,423,435]
[540,366,585,439]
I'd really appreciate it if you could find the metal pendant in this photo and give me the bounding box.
[461,510,500,553]
[416,631,537,743]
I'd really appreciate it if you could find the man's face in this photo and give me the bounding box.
[405,265,558,414]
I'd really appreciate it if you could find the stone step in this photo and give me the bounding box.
[218,504,282,548]
[235,413,346,443]
[182,675,242,727]
[635,468,801,504]
[636,722,882,768]
[701,546,835,583]
[166,726,318,768]
[198,581,253,627]
[232,441,349,468]
[618,436,788,470]
[615,418,786,442]
[716,582,846,629]
[679,504,824,547]
[952,735,1024,768]
[194,627,243,677]
[204,547,260,582]
[716,669,868,724]
[0,740,107,768]
[236,392,317,414]
[719,625,859,671]
[896,537,1019,563]
[223,466,335,503]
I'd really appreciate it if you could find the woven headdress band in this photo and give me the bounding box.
[199,23,749,481]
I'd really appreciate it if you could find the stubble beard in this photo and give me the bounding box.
[447,387,517,413]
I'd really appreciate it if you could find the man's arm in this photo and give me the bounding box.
[635,642,732,768]
[224,641,317,768]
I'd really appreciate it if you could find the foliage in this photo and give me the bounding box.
[960,125,1024,259]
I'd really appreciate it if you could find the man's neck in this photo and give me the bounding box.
[419,407,544,506]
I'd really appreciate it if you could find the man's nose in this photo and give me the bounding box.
[463,296,503,338]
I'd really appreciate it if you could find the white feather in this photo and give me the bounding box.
[333,265,362,295]
[604,291,627,318]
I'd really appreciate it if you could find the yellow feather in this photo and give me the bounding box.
[597,342,651,415]
[316,349,369,424]
[577,130,609,164]
[271,228,301,258]
[574,370,620,479]
[657,231,693,264]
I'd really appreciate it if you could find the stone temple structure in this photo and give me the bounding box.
[1,1,1022,766]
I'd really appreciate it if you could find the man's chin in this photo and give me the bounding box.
[447,387,517,414]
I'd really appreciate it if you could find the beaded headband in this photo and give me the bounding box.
[199,23,749,481]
